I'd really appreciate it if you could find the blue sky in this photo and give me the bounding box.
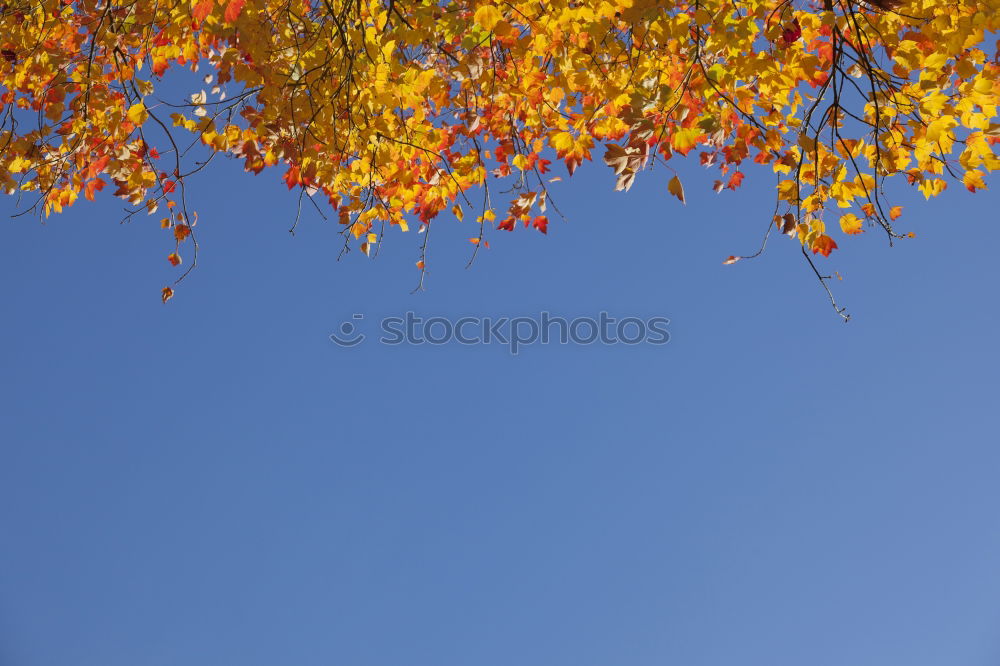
[1,140,999,666]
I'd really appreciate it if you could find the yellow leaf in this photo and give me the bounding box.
[973,77,994,95]
[963,170,987,191]
[918,178,947,199]
[671,128,701,154]
[839,213,863,235]
[473,5,501,31]
[925,116,957,144]
[550,131,575,155]
[8,156,30,173]
[127,102,148,125]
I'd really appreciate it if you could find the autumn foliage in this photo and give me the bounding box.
[1,0,998,305]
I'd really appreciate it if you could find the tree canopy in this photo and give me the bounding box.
[1,0,998,311]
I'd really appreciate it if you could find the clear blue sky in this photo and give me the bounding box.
[1,140,999,666]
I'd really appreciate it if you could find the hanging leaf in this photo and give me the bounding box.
[668,175,686,205]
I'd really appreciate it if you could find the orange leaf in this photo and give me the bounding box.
[167,252,182,266]
[86,154,110,180]
[668,175,685,204]
[723,255,741,265]
[174,224,191,242]
[161,287,174,303]
[84,178,105,201]
[811,234,838,257]
[889,206,903,220]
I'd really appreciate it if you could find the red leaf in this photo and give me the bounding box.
[283,165,300,189]
[532,215,548,234]
[192,0,213,23]
[162,180,176,193]
[726,171,745,190]
[782,19,801,45]
[224,0,245,22]
[417,199,444,223]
